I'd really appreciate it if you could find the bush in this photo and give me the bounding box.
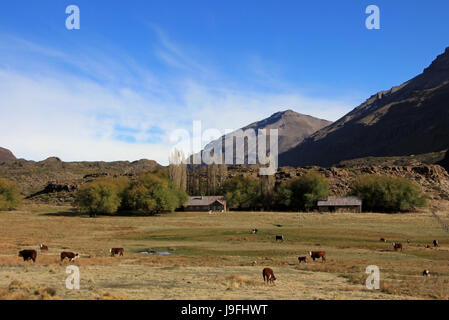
[351,175,427,212]
[276,172,329,211]
[220,176,261,210]
[0,178,21,210]
[75,177,129,215]
[122,172,188,214]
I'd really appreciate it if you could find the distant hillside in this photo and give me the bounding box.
[200,109,331,164]
[280,47,449,167]
[0,147,16,162]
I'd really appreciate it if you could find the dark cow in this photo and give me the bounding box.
[19,250,37,262]
[110,248,124,257]
[39,244,48,251]
[422,269,430,277]
[309,251,326,262]
[433,240,439,247]
[298,256,307,263]
[380,238,386,242]
[275,235,284,242]
[262,268,276,284]
[60,251,79,262]
[392,242,403,251]
[252,229,258,234]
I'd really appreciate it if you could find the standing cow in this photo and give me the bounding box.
[309,251,326,262]
[110,248,124,257]
[298,256,307,263]
[275,235,284,242]
[60,252,79,262]
[392,242,403,251]
[262,268,276,284]
[19,250,37,262]
[433,240,439,247]
[39,244,48,251]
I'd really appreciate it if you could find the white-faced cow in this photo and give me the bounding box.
[433,240,439,247]
[262,268,276,284]
[19,250,37,262]
[309,251,326,262]
[60,251,79,262]
[252,229,258,234]
[110,248,124,257]
[39,244,48,251]
[422,269,430,277]
[392,242,403,251]
[275,235,284,242]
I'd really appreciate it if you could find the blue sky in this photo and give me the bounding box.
[0,1,448,164]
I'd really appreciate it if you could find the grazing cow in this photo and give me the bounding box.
[60,251,79,262]
[275,235,284,242]
[422,269,430,277]
[433,240,439,247]
[380,238,386,242]
[425,244,432,249]
[262,268,276,284]
[252,228,258,234]
[298,256,307,263]
[392,242,403,251]
[39,244,48,251]
[309,251,326,262]
[110,248,124,257]
[18,250,37,262]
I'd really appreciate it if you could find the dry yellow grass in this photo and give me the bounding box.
[0,204,448,300]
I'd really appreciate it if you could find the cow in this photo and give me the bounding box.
[262,268,276,284]
[392,242,403,251]
[39,244,48,251]
[110,248,124,257]
[252,228,258,234]
[298,256,307,263]
[425,244,431,249]
[309,251,326,262]
[275,235,284,242]
[60,251,79,262]
[422,269,430,277]
[380,238,386,242]
[18,250,37,262]
[433,240,439,247]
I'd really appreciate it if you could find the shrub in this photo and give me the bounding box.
[351,175,427,212]
[276,172,329,211]
[220,176,261,210]
[0,178,21,211]
[75,177,129,215]
[122,172,188,214]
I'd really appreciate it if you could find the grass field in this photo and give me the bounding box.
[0,204,448,300]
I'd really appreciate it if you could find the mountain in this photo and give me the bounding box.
[280,47,449,167]
[0,147,16,162]
[199,109,331,164]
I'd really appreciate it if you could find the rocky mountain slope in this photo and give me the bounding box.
[0,147,16,162]
[279,47,449,167]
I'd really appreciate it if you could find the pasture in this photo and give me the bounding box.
[0,204,449,300]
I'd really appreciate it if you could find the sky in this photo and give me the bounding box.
[0,1,448,164]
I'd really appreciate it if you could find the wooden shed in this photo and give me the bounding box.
[184,196,227,212]
[317,196,362,213]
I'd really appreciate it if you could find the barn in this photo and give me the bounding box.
[317,196,362,213]
[184,196,227,212]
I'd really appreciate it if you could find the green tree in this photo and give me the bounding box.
[0,178,21,211]
[220,176,261,210]
[351,175,427,212]
[75,177,129,216]
[276,172,329,211]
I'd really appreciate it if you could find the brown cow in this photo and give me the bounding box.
[309,251,326,262]
[110,248,124,257]
[39,244,48,251]
[262,268,276,284]
[433,240,439,247]
[392,242,403,251]
[19,250,37,262]
[298,256,307,263]
[60,251,79,262]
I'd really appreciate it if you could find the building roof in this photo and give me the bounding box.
[187,196,226,207]
[317,196,362,207]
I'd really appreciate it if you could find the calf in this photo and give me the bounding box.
[275,235,284,242]
[60,251,79,262]
[309,251,326,262]
[298,256,307,263]
[39,244,48,251]
[392,242,403,251]
[18,250,37,263]
[433,240,439,247]
[262,268,276,284]
[110,248,124,257]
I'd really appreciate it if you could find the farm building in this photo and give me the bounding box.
[184,196,227,212]
[317,196,362,213]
